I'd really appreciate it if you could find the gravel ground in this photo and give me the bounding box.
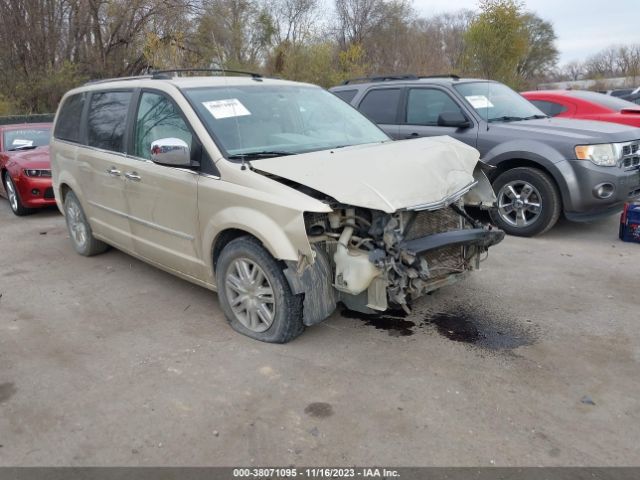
[0,203,638,466]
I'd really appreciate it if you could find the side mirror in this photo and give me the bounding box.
[150,138,192,167]
[438,111,471,128]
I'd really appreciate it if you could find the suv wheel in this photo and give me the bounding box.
[216,236,304,343]
[489,167,561,237]
[3,172,32,216]
[64,191,109,256]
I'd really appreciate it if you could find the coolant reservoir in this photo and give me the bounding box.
[334,244,381,295]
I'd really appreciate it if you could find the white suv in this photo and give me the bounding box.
[50,70,503,343]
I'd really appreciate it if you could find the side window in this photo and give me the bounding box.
[358,88,401,124]
[87,91,133,153]
[406,88,463,125]
[332,89,358,104]
[530,100,567,117]
[54,93,85,143]
[134,92,193,161]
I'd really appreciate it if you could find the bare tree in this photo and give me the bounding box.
[334,0,385,47]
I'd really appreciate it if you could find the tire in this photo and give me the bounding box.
[489,167,561,237]
[215,236,304,343]
[63,191,109,256]
[3,172,32,216]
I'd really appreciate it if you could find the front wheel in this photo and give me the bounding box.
[3,172,32,216]
[489,167,561,237]
[215,236,304,343]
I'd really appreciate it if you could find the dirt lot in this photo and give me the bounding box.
[0,202,638,466]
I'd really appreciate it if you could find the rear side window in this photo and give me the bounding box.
[54,93,85,143]
[358,88,401,124]
[87,91,133,153]
[529,100,567,117]
[333,89,358,103]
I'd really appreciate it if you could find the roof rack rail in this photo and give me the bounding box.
[84,75,152,86]
[342,74,418,85]
[342,73,461,85]
[151,68,263,80]
[420,74,461,80]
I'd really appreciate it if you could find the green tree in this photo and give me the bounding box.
[463,0,527,87]
[517,13,558,84]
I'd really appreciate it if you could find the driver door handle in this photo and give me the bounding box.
[107,167,121,176]
[406,132,420,139]
[124,171,141,182]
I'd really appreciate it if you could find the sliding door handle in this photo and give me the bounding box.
[107,167,121,176]
[124,172,141,182]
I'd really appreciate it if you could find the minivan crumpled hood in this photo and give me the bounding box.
[252,137,479,213]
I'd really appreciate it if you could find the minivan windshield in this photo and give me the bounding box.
[183,85,389,158]
[454,82,546,122]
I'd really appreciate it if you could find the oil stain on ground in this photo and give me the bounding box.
[0,383,17,404]
[340,308,414,337]
[341,304,536,350]
[426,309,535,350]
[304,402,334,418]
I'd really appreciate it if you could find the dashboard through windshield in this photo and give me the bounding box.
[183,85,389,159]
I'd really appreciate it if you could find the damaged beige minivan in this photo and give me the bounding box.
[51,71,504,343]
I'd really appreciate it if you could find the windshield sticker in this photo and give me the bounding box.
[465,95,494,109]
[12,139,34,147]
[202,99,251,119]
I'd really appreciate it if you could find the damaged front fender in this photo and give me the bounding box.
[463,163,497,208]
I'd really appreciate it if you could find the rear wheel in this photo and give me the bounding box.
[63,191,109,256]
[489,167,561,237]
[216,236,304,343]
[3,172,32,216]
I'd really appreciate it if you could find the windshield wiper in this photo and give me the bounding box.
[227,151,294,160]
[487,116,525,123]
[8,145,38,151]
[522,114,548,120]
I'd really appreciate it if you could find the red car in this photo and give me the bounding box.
[522,90,640,128]
[0,123,55,215]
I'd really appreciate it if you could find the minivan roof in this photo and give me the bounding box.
[67,75,315,97]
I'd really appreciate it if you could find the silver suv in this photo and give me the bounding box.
[50,70,504,343]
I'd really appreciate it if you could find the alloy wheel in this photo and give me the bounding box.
[66,201,88,249]
[497,180,543,228]
[4,175,18,212]
[224,258,275,333]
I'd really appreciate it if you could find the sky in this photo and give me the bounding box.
[412,0,640,65]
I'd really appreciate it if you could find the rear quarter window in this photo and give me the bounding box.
[87,91,133,153]
[529,99,567,117]
[358,88,401,124]
[54,93,86,143]
[332,89,358,103]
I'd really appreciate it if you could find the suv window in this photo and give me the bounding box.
[529,100,567,117]
[358,88,401,124]
[134,92,193,160]
[87,91,133,153]
[333,89,358,103]
[54,93,85,143]
[406,88,463,125]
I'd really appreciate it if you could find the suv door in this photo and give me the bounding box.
[357,87,401,138]
[397,87,478,147]
[82,90,135,252]
[126,90,202,278]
